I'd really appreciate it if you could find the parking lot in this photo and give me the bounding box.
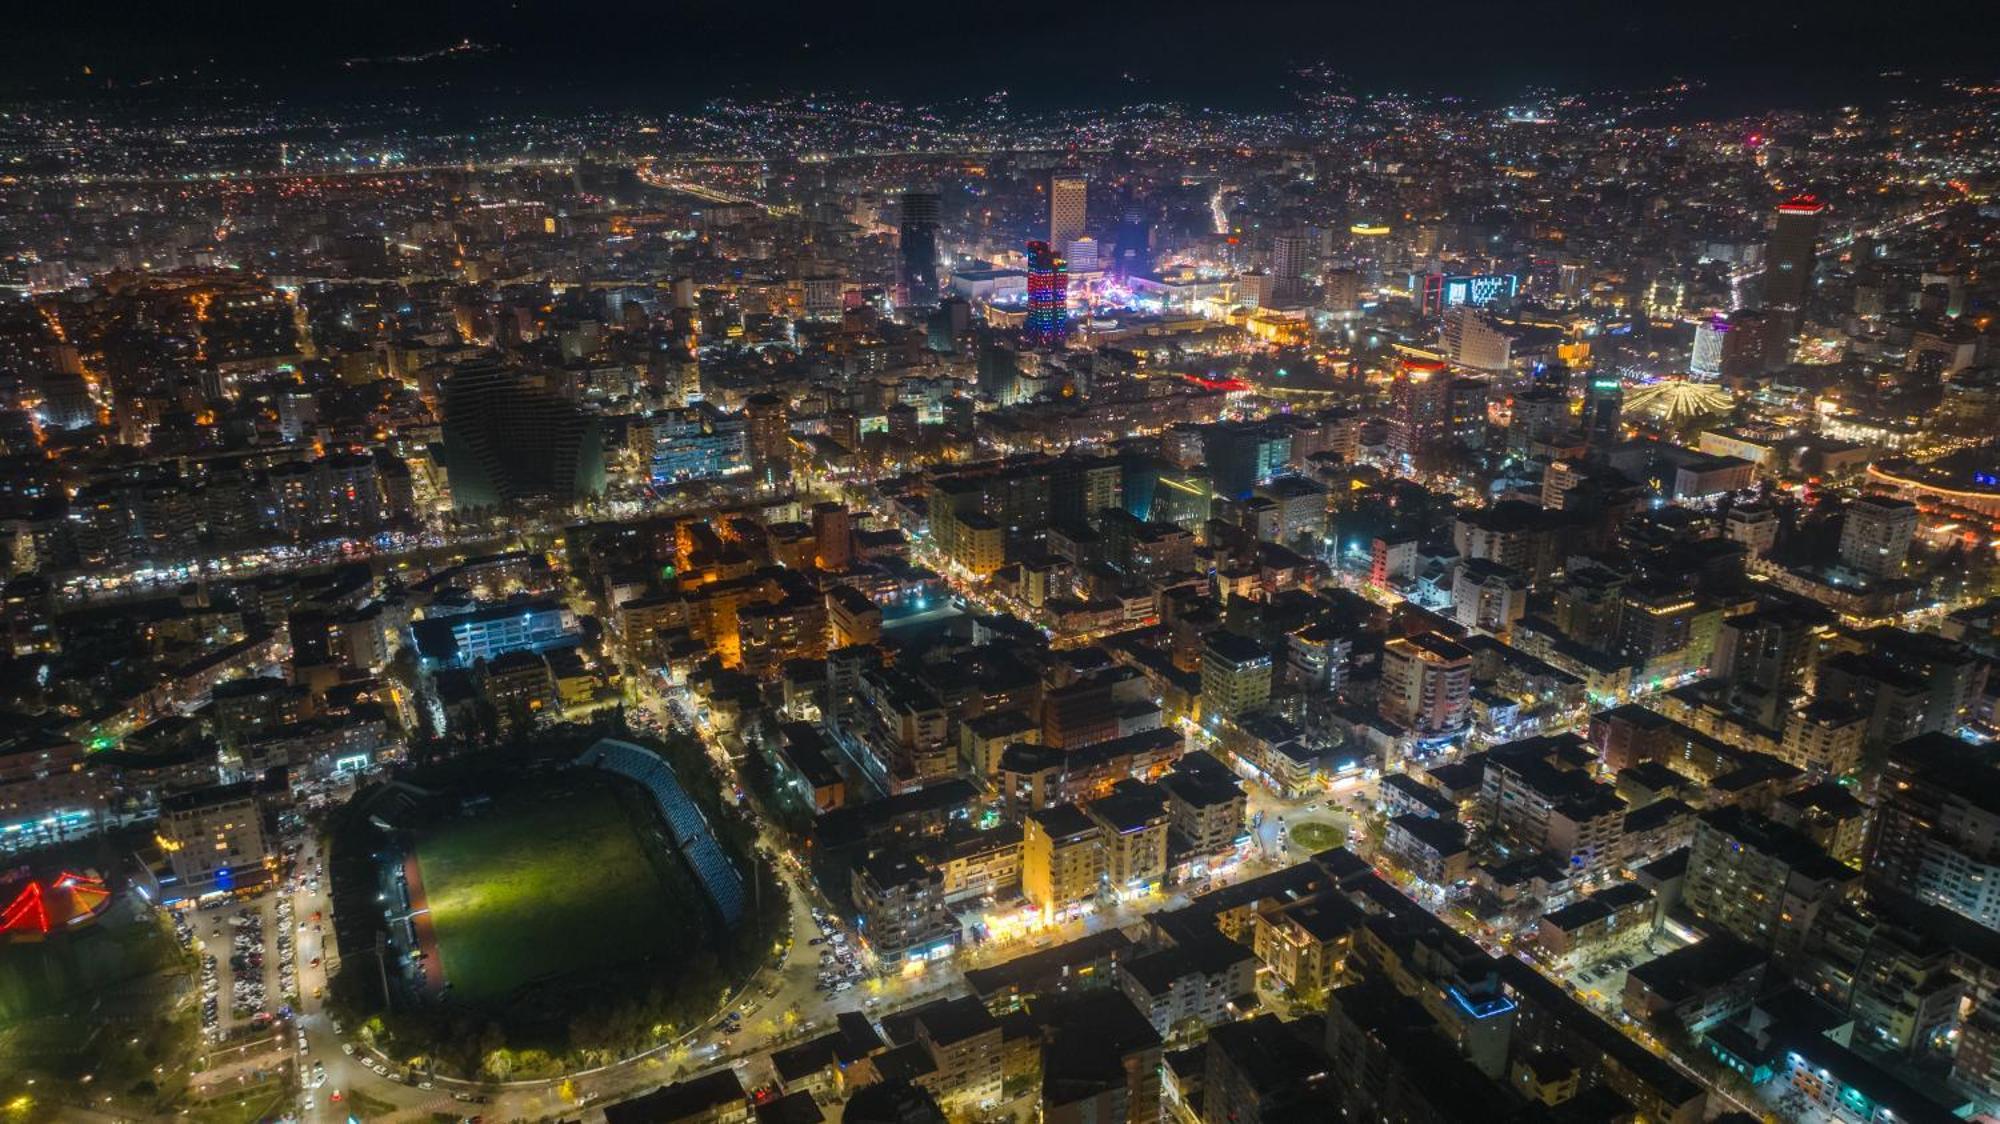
[809,906,866,1001]
[188,895,287,1039]
[198,835,334,1035]
[1567,949,1639,1011]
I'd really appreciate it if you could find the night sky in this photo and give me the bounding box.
[3,0,1993,108]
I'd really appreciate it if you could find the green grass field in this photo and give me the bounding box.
[1288,820,1346,853]
[414,778,699,1003]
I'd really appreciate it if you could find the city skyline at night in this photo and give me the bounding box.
[0,5,1997,1124]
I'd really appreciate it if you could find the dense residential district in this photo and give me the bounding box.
[1,81,1999,1124]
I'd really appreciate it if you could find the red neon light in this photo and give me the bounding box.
[0,872,109,936]
[1778,194,1825,215]
[57,871,101,888]
[1401,358,1447,374]
[0,882,50,935]
[1183,374,1249,392]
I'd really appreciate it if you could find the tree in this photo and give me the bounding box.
[480,1048,513,1080]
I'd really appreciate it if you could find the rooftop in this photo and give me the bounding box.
[1030,803,1101,843]
[603,1069,745,1124]
[1388,814,1469,856]
[1696,805,1856,884]
[1088,780,1167,834]
[913,994,999,1047]
[1625,931,1765,1003]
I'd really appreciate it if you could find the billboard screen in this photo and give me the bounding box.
[1423,272,1519,315]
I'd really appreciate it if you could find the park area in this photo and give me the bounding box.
[0,900,197,1117]
[411,775,703,1003]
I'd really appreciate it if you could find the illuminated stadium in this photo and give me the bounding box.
[0,871,113,942]
[321,732,779,1077]
[1868,446,2000,519]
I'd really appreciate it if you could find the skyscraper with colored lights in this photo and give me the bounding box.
[1024,240,1069,348]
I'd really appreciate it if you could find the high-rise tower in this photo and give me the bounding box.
[1113,200,1151,277]
[1270,233,1309,301]
[1390,359,1453,464]
[1049,174,1088,252]
[1023,241,1069,349]
[1690,315,1728,381]
[440,360,605,510]
[1580,373,1623,448]
[898,190,941,309]
[744,392,790,482]
[1762,194,1825,336]
[1838,495,1918,579]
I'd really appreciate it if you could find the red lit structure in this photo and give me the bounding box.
[1390,358,1457,464]
[0,871,112,941]
[1183,374,1249,392]
[1764,194,1826,331]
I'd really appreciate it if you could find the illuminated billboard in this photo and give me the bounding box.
[1421,272,1519,316]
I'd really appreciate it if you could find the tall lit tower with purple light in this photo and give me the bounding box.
[1024,240,1069,348]
[1690,315,1729,381]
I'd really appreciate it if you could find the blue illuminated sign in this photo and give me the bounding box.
[1448,985,1518,1020]
[1442,273,1519,309]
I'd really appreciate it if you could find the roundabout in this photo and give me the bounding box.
[1286,819,1347,854]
